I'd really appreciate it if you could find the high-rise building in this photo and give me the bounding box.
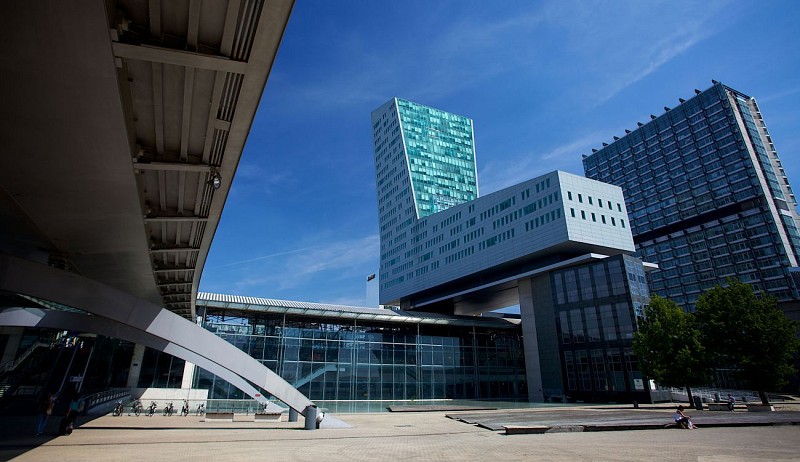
[583,82,800,317]
[372,98,653,402]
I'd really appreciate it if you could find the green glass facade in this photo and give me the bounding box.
[395,99,478,218]
[191,301,526,402]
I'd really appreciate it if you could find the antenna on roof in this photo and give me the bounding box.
[695,89,702,95]
[679,98,686,103]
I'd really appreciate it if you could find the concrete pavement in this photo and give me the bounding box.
[1,404,799,461]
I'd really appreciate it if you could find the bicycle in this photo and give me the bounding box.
[195,404,205,416]
[112,400,124,416]
[129,400,142,416]
[181,400,189,417]
[163,402,174,416]
[146,401,157,417]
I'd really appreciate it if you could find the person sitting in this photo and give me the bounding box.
[727,394,735,411]
[674,405,696,429]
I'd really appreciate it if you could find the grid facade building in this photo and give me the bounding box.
[583,82,800,311]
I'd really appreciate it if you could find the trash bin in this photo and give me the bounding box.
[693,396,703,411]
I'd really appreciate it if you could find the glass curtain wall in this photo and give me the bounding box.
[552,254,651,403]
[193,310,526,402]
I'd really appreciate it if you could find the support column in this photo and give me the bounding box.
[303,405,317,430]
[126,343,146,388]
[181,360,196,389]
[518,275,563,402]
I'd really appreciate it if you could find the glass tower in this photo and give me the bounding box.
[372,98,477,233]
[394,99,478,218]
[583,82,800,311]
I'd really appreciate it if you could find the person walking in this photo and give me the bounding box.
[34,392,55,435]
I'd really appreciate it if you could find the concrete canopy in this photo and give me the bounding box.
[0,0,291,319]
[0,1,348,427]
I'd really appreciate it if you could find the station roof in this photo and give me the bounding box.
[197,292,521,329]
[0,1,293,319]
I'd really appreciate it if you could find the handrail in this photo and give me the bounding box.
[0,341,51,373]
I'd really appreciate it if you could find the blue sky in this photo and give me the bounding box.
[199,0,800,306]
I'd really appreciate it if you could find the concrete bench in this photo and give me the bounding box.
[255,412,283,422]
[204,412,234,422]
[504,425,549,435]
[707,403,733,411]
[746,404,775,412]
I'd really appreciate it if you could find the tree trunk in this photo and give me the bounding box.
[758,390,770,406]
[686,385,694,407]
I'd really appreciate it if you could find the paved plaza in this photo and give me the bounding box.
[2,404,800,461]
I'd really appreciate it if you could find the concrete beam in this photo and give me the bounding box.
[0,254,316,416]
[112,42,247,74]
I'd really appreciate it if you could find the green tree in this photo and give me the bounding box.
[632,295,709,405]
[695,279,800,405]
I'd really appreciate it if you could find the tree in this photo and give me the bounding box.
[695,279,800,405]
[632,295,710,405]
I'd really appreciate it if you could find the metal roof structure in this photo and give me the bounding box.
[197,292,521,329]
[0,0,293,319]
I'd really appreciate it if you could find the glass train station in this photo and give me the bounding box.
[188,294,526,402]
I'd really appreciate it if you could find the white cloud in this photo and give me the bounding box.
[479,131,609,194]
[227,234,380,297]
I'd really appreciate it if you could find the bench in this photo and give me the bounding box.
[746,404,774,412]
[255,412,283,422]
[204,412,234,422]
[664,422,689,429]
[707,403,733,411]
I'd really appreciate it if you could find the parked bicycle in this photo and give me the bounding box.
[129,399,142,416]
[181,400,189,417]
[196,403,205,416]
[112,400,124,416]
[163,402,174,416]
[146,401,157,417]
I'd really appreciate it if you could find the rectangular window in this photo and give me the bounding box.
[600,305,617,341]
[611,217,616,226]
[560,311,570,343]
[570,309,585,343]
[581,210,586,220]
[588,196,593,205]
[591,213,596,222]
[578,194,583,203]
[568,191,573,200]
